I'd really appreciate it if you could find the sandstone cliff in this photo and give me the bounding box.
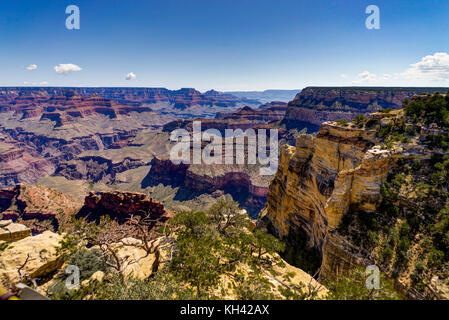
[262,101,449,298]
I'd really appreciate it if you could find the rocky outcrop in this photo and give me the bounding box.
[0,230,63,287]
[142,157,189,187]
[283,87,448,132]
[0,184,81,233]
[0,220,31,242]
[110,237,160,279]
[82,191,167,222]
[262,110,433,279]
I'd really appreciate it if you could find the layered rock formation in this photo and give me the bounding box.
[81,191,167,222]
[0,137,55,187]
[215,104,287,121]
[0,87,262,188]
[0,91,170,187]
[0,87,260,119]
[163,104,287,134]
[283,87,449,132]
[0,184,81,233]
[55,156,150,184]
[3,90,155,125]
[142,157,270,218]
[261,108,439,294]
[0,220,31,242]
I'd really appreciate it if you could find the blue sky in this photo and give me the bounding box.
[1,0,449,91]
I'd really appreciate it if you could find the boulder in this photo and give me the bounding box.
[0,221,32,242]
[115,238,157,280]
[0,231,63,286]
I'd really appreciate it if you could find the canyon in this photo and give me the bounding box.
[0,88,290,216]
[1,86,448,300]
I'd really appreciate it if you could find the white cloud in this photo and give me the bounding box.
[125,72,136,80]
[402,52,449,81]
[40,81,49,85]
[349,52,449,85]
[26,64,37,71]
[340,74,348,79]
[54,63,82,75]
[351,71,392,84]
[355,71,378,83]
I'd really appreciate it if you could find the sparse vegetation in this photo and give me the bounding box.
[353,114,368,128]
[325,267,401,300]
[50,199,316,300]
[336,118,349,126]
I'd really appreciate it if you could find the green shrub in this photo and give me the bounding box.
[336,119,349,126]
[353,114,368,128]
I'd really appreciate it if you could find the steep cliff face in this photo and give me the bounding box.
[283,87,448,132]
[262,104,447,297]
[262,121,384,273]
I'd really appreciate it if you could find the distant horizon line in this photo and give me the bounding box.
[2,86,449,93]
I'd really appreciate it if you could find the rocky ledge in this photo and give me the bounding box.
[82,191,167,221]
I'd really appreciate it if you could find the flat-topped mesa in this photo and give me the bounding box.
[163,104,287,134]
[83,191,167,221]
[282,87,449,132]
[215,104,287,121]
